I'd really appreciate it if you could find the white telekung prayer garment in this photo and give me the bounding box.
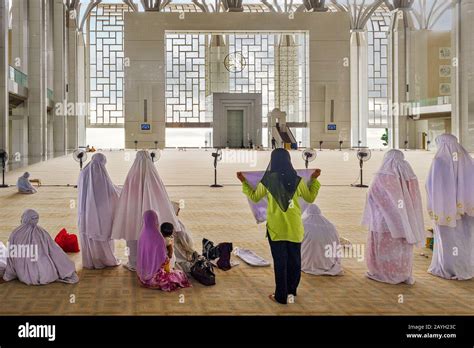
[302,204,343,276]
[362,149,425,285]
[77,153,121,269]
[111,150,179,269]
[3,209,79,285]
[426,134,474,280]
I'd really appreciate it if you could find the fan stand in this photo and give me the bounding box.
[210,152,223,188]
[352,159,368,188]
[0,160,8,188]
[210,165,223,188]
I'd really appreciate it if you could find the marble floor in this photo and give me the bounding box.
[0,149,472,315]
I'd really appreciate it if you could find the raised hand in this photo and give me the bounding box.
[311,169,321,179]
[236,172,246,183]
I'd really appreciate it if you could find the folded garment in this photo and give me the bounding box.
[233,247,270,267]
[55,228,80,253]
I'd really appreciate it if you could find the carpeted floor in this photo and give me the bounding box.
[0,149,472,315]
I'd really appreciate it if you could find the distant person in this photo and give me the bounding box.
[426,134,474,280]
[112,150,179,272]
[137,210,191,291]
[362,150,425,284]
[249,139,253,149]
[77,153,121,269]
[3,209,79,285]
[17,172,37,194]
[271,137,277,149]
[301,204,343,276]
[237,148,321,304]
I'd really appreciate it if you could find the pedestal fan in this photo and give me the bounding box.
[150,150,161,163]
[210,148,223,188]
[73,149,87,171]
[0,149,8,188]
[351,148,372,188]
[302,148,317,169]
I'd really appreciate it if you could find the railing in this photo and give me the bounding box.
[8,66,28,88]
[409,96,451,107]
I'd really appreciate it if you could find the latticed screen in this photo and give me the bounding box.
[165,34,207,123]
[228,34,275,122]
[367,11,391,127]
[88,3,130,126]
[165,32,308,124]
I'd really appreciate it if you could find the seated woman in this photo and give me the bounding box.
[137,210,191,292]
[17,172,37,194]
[362,149,425,285]
[3,209,79,285]
[0,241,7,278]
[172,201,196,273]
[301,204,343,276]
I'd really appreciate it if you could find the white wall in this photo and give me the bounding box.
[124,12,351,150]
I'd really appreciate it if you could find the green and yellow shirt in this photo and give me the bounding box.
[242,178,321,243]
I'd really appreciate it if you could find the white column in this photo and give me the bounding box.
[53,0,67,153]
[67,21,78,150]
[28,0,48,159]
[0,0,9,153]
[452,0,474,151]
[350,30,368,147]
[388,10,414,149]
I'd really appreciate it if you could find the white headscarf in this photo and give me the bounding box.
[426,134,474,227]
[3,209,78,285]
[77,153,120,241]
[362,149,425,246]
[111,150,178,241]
[17,172,37,194]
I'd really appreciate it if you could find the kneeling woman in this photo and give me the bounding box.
[137,210,191,291]
[3,209,79,285]
[362,149,425,285]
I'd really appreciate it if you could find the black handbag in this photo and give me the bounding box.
[190,253,216,286]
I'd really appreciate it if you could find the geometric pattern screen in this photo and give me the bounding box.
[165,32,308,124]
[166,33,208,123]
[367,11,391,127]
[88,3,130,126]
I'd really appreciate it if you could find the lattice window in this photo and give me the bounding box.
[228,34,276,121]
[88,3,130,126]
[165,32,308,124]
[165,34,207,123]
[367,11,391,127]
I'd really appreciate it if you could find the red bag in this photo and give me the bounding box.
[54,228,80,253]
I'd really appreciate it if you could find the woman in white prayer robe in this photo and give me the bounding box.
[301,204,343,276]
[3,209,79,285]
[77,153,121,269]
[111,150,179,272]
[362,149,426,285]
[172,201,196,273]
[427,134,474,280]
[17,172,37,194]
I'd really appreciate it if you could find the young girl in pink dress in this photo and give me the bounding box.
[137,210,191,292]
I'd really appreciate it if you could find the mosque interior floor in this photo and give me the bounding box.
[0,149,472,315]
